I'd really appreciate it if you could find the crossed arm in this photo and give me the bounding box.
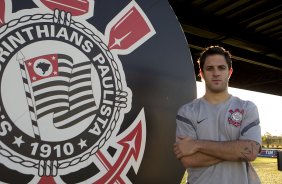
[174,136,261,168]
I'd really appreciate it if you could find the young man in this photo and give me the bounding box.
[174,46,261,184]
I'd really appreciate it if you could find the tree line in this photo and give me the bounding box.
[262,132,282,148]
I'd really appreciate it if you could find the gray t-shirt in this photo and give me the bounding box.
[176,96,261,184]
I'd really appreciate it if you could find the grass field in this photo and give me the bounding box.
[180,157,282,184]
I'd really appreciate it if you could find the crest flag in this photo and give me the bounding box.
[22,54,97,130]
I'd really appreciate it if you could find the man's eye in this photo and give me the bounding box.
[219,66,226,70]
[206,67,213,71]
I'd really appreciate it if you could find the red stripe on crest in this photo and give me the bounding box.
[0,0,5,27]
[40,0,89,16]
[38,176,56,184]
[108,7,151,51]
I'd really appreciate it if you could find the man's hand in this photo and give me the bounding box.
[173,136,198,159]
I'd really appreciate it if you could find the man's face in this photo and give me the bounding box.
[201,54,232,93]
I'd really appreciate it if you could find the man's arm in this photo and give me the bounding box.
[175,136,261,162]
[196,139,260,161]
[174,137,223,168]
[179,152,222,168]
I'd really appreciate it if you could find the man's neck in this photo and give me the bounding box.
[203,91,231,105]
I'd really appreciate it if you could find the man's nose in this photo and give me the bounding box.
[213,69,220,76]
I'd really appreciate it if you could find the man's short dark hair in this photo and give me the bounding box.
[197,46,232,72]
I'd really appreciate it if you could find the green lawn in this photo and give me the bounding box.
[180,157,282,184]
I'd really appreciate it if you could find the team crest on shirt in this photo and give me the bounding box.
[0,0,154,183]
[228,109,244,127]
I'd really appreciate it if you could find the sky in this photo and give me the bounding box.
[196,82,282,136]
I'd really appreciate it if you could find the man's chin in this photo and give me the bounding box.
[209,87,227,93]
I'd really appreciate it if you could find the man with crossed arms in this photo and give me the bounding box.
[174,46,261,184]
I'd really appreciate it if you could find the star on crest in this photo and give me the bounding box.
[13,136,25,148]
[78,139,87,149]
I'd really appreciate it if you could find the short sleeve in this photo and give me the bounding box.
[176,105,197,140]
[239,101,261,145]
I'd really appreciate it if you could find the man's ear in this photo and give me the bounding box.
[199,69,203,77]
[229,68,233,77]
[199,70,205,81]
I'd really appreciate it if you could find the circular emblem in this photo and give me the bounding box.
[0,1,154,182]
[1,0,194,183]
[228,109,244,127]
[231,111,243,122]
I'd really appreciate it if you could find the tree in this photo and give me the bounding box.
[262,132,273,148]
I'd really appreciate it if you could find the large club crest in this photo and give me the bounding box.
[0,0,155,183]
